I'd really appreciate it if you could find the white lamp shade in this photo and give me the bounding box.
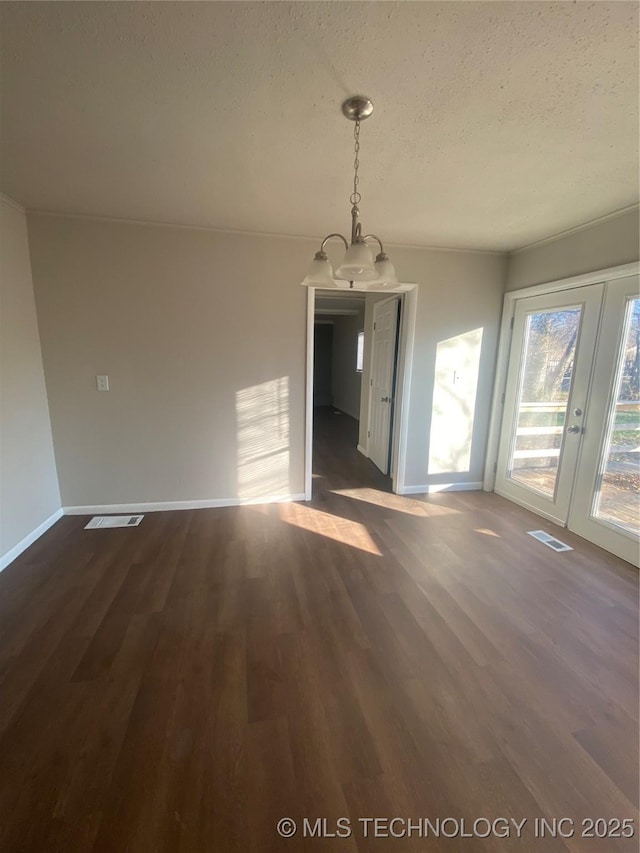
[301,254,335,287]
[373,255,398,286]
[335,241,377,281]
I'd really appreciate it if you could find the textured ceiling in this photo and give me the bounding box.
[0,1,638,251]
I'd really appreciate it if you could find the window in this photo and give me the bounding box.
[356,330,364,372]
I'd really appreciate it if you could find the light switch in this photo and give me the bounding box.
[96,375,110,392]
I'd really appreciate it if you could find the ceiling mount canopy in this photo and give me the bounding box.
[302,96,398,290]
[341,95,374,122]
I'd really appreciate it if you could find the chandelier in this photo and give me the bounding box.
[302,96,398,289]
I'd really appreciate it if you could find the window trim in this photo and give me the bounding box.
[356,329,365,372]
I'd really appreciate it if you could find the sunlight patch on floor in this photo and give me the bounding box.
[331,487,462,517]
[278,502,382,555]
[474,528,501,538]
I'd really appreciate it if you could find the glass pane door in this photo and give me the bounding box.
[495,284,604,524]
[592,297,640,535]
[570,277,640,565]
[509,307,581,498]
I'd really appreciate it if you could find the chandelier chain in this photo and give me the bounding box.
[350,119,362,206]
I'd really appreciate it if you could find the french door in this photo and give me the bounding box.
[495,276,639,565]
[569,277,639,564]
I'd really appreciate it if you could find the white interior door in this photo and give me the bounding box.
[368,297,399,474]
[495,284,604,523]
[569,276,640,565]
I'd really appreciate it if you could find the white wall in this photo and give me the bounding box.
[28,213,506,507]
[358,249,506,491]
[0,198,60,563]
[28,214,309,508]
[507,207,639,291]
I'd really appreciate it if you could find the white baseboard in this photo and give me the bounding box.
[397,481,483,496]
[357,444,368,457]
[63,492,307,516]
[0,508,64,572]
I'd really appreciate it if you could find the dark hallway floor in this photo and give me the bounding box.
[312,406,391,498]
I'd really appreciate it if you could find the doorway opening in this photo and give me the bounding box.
[304,285,417,500]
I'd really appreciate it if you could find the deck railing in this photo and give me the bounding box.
[513,401,640,461]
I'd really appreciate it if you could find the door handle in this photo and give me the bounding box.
[566,424,582,434]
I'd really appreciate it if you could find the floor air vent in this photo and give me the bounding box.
[85,515,144,529]
[527,530,573,552]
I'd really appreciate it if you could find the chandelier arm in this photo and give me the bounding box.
[362,234,385,254]
[320,233,349,252]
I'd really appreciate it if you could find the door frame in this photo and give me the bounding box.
[484,262,640,493]
[304,283,418,500]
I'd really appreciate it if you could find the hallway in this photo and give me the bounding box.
[312,406,391,498]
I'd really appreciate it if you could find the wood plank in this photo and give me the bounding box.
[0,408,636,852]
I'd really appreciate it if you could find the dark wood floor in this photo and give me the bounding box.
[1,411,638,852]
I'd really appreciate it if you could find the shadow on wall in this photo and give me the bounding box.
[428,328,484,478]
[235,377,291,499]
